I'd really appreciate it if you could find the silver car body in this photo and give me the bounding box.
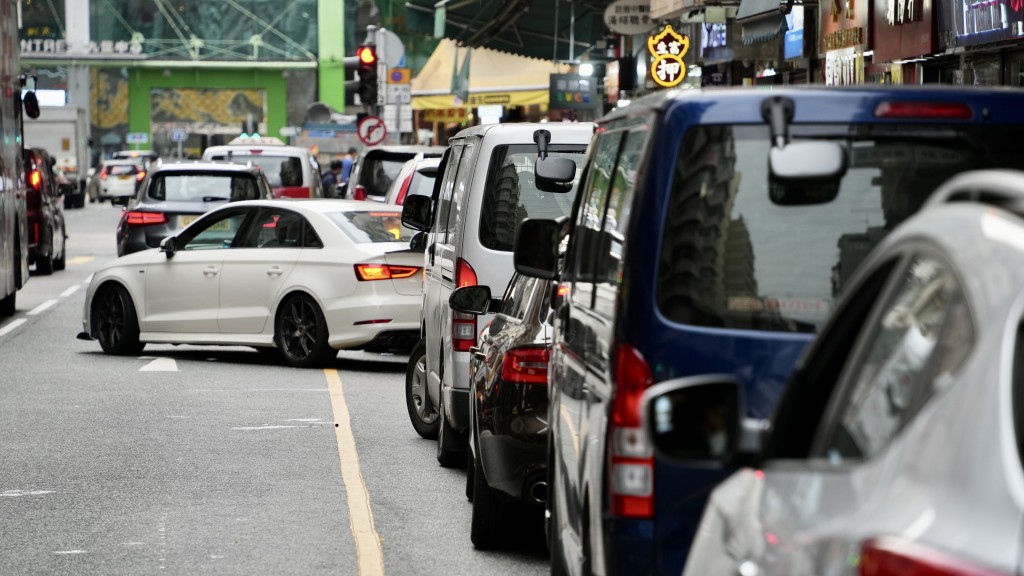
[682,194,1024,575]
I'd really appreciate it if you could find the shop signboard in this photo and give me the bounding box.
[604,0,655,35]
[820,0,870,53]
[648,23,690,88]
[549,74,601,109]
[825,47,864,84]
[423,109,470,123]
[873,0,934,60]
[937,0,1024,48]
[784,6,806,59]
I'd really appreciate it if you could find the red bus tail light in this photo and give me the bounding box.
[501,346,550,384]
[608,342,654,519]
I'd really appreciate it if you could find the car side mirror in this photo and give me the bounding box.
[401,194,433,232]
[410,231,428,252]
[535,156,577,193]
[111,195,131,207]
[513,218,559,280]
[641,374,759,464]
[159,236,177,258]
[449,285,499,315]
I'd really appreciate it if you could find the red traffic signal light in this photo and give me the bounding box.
[356,45,376,68]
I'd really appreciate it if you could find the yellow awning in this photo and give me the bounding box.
[411,39,569,111]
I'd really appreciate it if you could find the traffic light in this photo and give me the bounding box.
[345,43,378,107]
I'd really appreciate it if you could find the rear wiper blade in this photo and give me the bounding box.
[202,196,230,202]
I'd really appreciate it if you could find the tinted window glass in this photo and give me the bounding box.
[434,146,464,239]
[570,132,622,309]
[327,210,416,243]
[148,173,262,202]
[479,144,586,252]
[822,256,972,461]
[499,275,541,321]
[106,164,138,176]
[210,155,302,187]
[359,153,412,196]
[181,211,249,250]
[238,209,309,249]
[657,124,1022,333]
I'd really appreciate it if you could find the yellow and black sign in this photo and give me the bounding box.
[647,24,689,88]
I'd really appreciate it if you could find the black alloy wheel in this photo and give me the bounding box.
[93,283,145,355]
[274,294,335,368]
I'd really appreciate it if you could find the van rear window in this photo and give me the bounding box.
[479,144,586,251]
[212,154,302,188]
[657,123,1022,333]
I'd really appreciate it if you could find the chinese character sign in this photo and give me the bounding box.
[647,24,689,88]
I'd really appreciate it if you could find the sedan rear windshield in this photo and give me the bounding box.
[479,144,587,251]
[106,164,138,175]
[326,210,416,243]
[657,123,1023,333]
[148,173,263,202]
[209,154,303,188]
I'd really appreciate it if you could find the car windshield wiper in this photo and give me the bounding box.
[201,196,230,202]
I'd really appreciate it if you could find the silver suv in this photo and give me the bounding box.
[400,122,593,466]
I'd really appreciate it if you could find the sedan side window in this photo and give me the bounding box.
[817,255,973,462]
[236,209,310,249]
[180,211,250,251]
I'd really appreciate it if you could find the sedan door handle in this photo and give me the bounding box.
[203,266,219,277]
[267,266,283,277]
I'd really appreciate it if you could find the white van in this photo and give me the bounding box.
[400,122,593,466]
[201,136,323,199]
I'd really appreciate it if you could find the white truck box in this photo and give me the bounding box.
[22,106,89,195]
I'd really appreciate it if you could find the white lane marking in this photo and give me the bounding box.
[139,357,178,372]
[0,319,26,337]
[121,542,146,546]
[27,299,57,316]
[286,418,324,422]
[325,369,385,576]
[1,489,55,497]
[60,285,81,298]
[230,425,315,431]
[54,550,88,555]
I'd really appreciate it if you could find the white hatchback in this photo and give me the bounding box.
[202,138,324,200]
[79,199,421,367]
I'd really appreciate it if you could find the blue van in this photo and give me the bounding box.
[514,86,1024,576]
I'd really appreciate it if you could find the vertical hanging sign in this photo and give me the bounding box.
[648,23,689,88]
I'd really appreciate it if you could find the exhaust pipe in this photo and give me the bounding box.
[528,480,548,504]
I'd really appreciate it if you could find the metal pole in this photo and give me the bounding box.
[569,2,575,62]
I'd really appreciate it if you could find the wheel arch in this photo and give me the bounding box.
[89,278,143,338]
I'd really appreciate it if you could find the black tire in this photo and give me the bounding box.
[35,226,54,275]
[436,397,466,468]
[274,293,335,368]
[470,443,508,549]
[405,338,439,439]
[92,283,145,355]
[53,230,66,271]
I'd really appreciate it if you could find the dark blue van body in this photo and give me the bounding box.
[542,86,1024,576]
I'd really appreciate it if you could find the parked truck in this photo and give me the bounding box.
[23,105,88,208]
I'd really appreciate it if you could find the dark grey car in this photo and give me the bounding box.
[115,161,273,257]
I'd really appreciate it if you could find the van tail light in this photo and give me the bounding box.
[136,171,146,182]
[860,536,1008,576]
[501,346,550,384]
[27,169,42,191]
[354,263,420,281]
[395,173,413,204]
[608,343,654,519]
[125,211,168,226]
[452,257,478,352]
[874,101,972,119]
[353,184,367,201]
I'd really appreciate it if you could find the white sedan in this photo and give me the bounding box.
[79,199,423,367]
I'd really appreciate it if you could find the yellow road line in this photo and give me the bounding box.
[65,256,95,265]
[324,369,385,576]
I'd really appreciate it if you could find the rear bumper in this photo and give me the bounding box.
[478,432,546,501]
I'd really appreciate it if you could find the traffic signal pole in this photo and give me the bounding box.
[344,25,379,117]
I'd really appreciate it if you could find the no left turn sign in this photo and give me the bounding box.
[357,116,387,146]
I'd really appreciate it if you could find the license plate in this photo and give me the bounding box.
[178,215,229,230]
[117,175,131,180]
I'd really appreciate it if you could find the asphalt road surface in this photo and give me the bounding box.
[0,201,548,575]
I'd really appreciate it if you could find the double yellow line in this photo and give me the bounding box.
[325,369,385,576]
